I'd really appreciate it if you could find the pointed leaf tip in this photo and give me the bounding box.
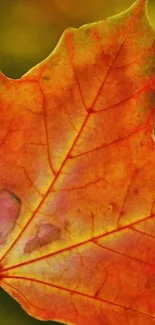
[130,0,148,14]
[138,0,148,8]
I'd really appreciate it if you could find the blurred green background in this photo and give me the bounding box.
[0,0,155,324]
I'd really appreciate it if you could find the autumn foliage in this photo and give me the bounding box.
[0,0,155,324]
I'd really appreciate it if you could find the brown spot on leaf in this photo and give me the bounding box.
[24,223,61,254]
[41,75,50,81]
[120,210,125,217]
[134,188,139,195]
[0,189,21,244]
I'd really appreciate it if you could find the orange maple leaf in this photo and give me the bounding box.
[0,0,155,324]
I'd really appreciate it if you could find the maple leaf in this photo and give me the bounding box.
[0,0,155,324]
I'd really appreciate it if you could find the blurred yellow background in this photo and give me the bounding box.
[0,0,154,79]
